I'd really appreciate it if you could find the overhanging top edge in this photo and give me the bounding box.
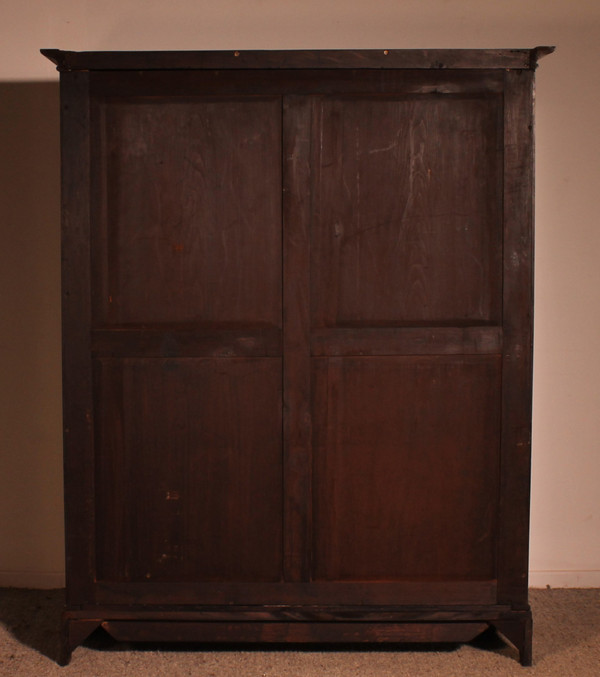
[40,48,555,72]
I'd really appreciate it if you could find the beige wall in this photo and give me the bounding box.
[1,0,598,588]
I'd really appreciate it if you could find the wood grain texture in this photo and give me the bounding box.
[282,96,314,582]
[94,358,283,584]
[310,94,502,328]
[65,603,515,623]
[92,96,282,327]
[94,580,497,607]
[312,356,501,582]
[59,71,96,607]
[497,69,535,609]
[88,69,505,99]
[91,326,282,358]
[310,326,502,356]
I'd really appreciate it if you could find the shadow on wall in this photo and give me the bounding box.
[0,82,64,585]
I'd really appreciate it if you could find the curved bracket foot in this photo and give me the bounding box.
[493,610,533,666]
[59,614,102,665]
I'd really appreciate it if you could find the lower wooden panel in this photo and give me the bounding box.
[94,357,283,584]
[312,356,502,582]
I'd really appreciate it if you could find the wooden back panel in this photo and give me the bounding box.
[56,63,534,608]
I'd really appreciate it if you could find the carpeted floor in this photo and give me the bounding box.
[0,588,599,676]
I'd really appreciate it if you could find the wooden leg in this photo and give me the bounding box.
[493,611,533,666]
[59,613,102,666]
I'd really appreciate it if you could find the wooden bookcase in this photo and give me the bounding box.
[42,47,553,665]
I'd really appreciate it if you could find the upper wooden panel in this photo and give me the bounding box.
[92,96,282,326]
[42,47,554,72]
[311,94,502,328]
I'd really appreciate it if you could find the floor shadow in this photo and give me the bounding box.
[468,625,517,661]
[0,588,64,663]
[87,638,463,655]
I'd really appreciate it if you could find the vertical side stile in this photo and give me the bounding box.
[282,96,313,582]
[60,71,96,605]
[497,68,535,608]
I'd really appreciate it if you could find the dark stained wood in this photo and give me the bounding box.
[59,617,102,666]
[94,358,283,584]
[65,603,516,623]
[493,611,533,666]
[102,620,489,645]
[88,69,505,99]
[91,96,282,327]
[282,96,314,582]
[95,580,498,607]
[310,326,502,356]
[42,47,552,72]
[91,326,282,358]
[310,93,503,328]
[312,356,501,581]
[497,69,535,610]
[59,71,96,608]
[47,48,549,665]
